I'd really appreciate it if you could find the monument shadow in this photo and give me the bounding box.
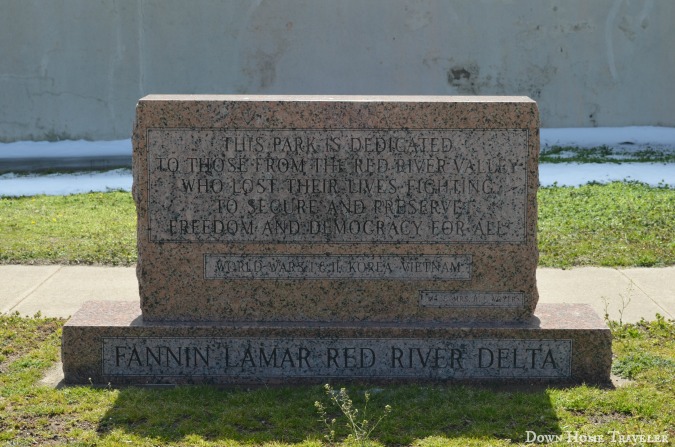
[97,383,563,444]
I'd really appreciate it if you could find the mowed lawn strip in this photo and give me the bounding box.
[0,191,136,266]
[538,182,675,267]
[1,182,674,267]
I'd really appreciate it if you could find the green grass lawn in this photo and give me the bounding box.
[1,182,673,446]
[0,314,673,446]
[538,182,675,267]
[1,182,674,267]
[0,192,136,266]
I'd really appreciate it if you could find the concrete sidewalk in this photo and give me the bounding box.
[0,265,673,323]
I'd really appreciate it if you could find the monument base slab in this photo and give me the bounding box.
[62,301,611,385]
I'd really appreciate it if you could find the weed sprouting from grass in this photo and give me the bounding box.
[602,280,634,327]
[617,281,634,326]
[315,384,391,446]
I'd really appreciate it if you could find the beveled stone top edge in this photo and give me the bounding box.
[66,302,607,331]
[139,94,535,103]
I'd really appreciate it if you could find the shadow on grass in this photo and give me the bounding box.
[97,383,564,445]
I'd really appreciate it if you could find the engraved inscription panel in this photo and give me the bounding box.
[204,254,472,280]
[419,291,525,308]
[103,337,571,379]
[147,129,528,244]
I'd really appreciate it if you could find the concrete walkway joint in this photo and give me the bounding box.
[7,266,63,314]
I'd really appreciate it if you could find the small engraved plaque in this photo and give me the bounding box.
[419,291,525,308]
[204,254,472,280]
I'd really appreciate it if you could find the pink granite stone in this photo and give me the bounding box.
[132,95,540,322]
[61,301,611,385]
[62,95,614,386]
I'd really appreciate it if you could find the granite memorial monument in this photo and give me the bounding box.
[62,95,612,384]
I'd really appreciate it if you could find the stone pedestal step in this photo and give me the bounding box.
[62,301,611,385]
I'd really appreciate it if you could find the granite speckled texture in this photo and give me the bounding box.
[62,301,611,385]
[61,95,612,385]
[132,95,540,322]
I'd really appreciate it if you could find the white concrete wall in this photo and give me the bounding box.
[2,0,673,142]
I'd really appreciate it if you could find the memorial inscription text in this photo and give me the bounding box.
[147,129,528,244]
[103,338,571,379]
[204,254,472,280]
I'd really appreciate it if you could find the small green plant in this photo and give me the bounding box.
[602,279,635,329]
[315,384,392,446]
